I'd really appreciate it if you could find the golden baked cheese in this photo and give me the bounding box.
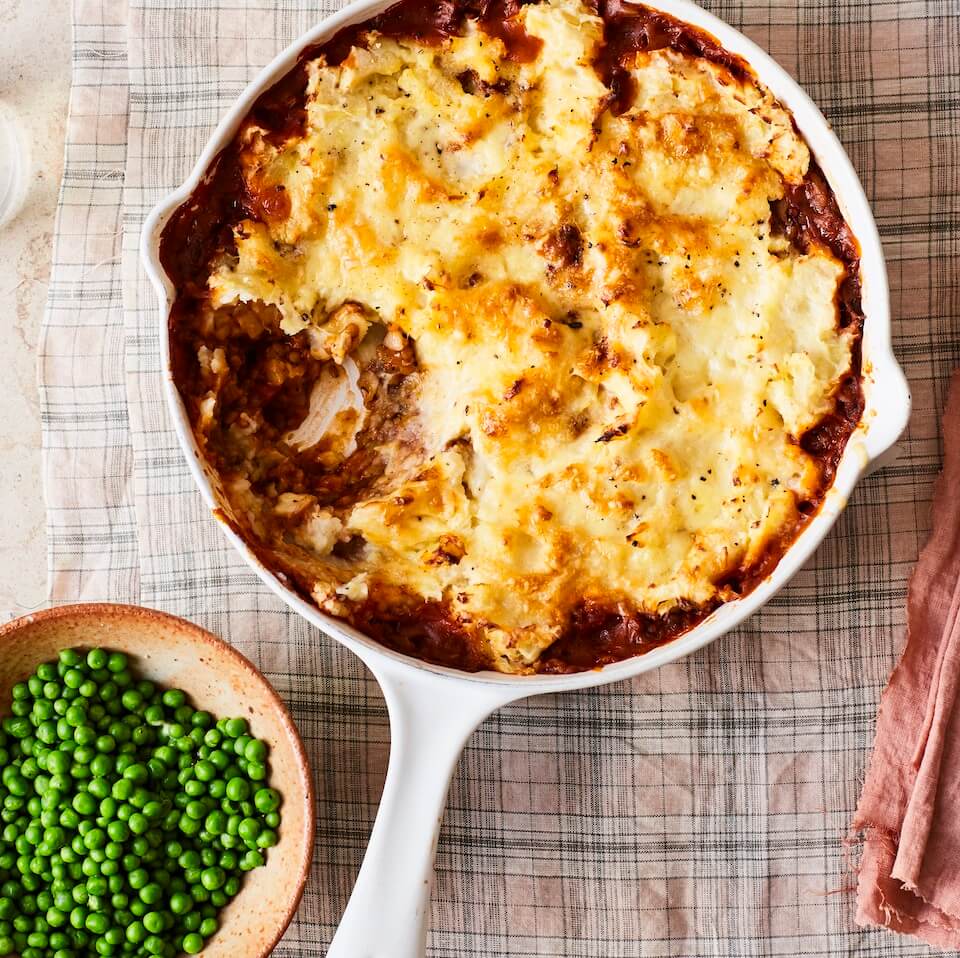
[165,0,863,673]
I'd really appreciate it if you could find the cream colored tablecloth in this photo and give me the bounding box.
[39,0,960,953]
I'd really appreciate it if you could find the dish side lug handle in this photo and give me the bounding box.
[327,655,527,958]
[863,439,904,478]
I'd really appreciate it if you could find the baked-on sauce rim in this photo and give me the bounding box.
[162,0,865,673]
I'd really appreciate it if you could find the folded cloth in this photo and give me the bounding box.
[853,368,960,948]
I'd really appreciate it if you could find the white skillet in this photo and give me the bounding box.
[141,1,911,953]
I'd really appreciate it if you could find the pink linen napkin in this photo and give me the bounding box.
[853,369,960,949]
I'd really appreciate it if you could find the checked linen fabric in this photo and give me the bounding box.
[38,0,960,954]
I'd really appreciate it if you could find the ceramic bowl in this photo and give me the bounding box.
[0,603,314,958]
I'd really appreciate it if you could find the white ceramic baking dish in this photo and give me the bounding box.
[141,1,911,953]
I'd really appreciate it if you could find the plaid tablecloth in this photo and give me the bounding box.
[38,0,960,954]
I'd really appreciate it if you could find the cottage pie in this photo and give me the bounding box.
[162,0,864,673]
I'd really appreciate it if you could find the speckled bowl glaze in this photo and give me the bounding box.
[0,603,314,958]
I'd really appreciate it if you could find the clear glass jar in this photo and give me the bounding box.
[0,100,29,228]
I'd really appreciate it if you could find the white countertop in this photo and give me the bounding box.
[0,0,70,615]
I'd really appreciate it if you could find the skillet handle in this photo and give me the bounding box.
[327,653,527,958]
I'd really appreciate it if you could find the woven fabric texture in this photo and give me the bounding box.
[39,0,960,954]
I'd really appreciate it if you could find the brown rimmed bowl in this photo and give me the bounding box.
[0,603,315,958]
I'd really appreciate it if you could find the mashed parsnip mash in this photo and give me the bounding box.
[164,0,864,673]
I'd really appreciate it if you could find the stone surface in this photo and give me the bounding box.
[0,0,71,615]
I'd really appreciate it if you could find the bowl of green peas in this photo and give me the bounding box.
[0,603,315,958]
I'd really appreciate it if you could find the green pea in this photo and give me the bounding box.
[151,746,174,769]
[161,689,186,709]
[183,780,205,799]
[71,793,95,816]
[225,778,249,803]
[194,761,216,783]
[47,749,73,775]
[35,722,57,747]
[143,705,164,726]
[178,816,201,838]
[237,818,261,843]
[223,718,247,739]
[253,788,280,813]
[104,842,123,862]
[128,814,149,836]
[169,890,192,915]
[174,705,194,726]
[108,723,129,744]
[181,932,203,954]
[109,780,132,802]
[106,653,126,673]
[138,883,162,905]
[89,755,113,778]
[121,763,147,785]
[143,911,164,934]
[84,650,106,671]
[208,750,230,772]
[131,726,153,747]
[86,778,109,801]
[204,811,227,836]
[85,877,107,897]
[4,719,31,740]
[64,705,86,729]
[83,827,107,850]
[105,821,128,843]
[143,933,165,955]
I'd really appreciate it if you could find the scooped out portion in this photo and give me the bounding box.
[163,0,864,674]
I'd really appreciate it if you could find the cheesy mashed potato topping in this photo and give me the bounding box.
[175,0,860,673]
